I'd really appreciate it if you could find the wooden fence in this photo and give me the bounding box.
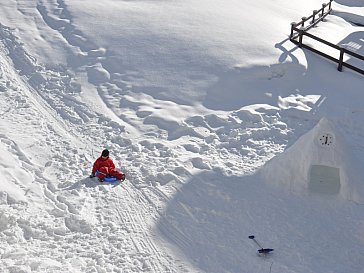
[290,0,364,76]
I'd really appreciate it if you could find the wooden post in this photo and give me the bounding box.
[321,4,326,17]
[298,30,304,47]
[329,0,333,12]
[338,48,344,71]
[290,22,296,39]
[312,10,317,24]
[301,17,307,27]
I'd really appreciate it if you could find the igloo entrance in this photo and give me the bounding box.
[309,165,341,194]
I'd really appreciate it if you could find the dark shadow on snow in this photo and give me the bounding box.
[156,163,364,272]
[156,170,275,273]
[338,31,364,71]
[334,0,364,7]
[333,10,364,26]
[202,63,307,111]
[65,177,122,190]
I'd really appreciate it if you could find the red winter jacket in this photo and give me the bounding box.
[92,157,116,174]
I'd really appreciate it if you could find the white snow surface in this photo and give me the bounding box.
[0,0,364,272]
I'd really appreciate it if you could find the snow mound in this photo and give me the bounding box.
[261,117,364,203]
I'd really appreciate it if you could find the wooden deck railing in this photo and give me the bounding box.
[290,0,364,76]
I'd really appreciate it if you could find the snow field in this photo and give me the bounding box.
[0,0,363,272]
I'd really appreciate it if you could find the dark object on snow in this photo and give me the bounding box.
[258,248,274,254]
[249,235,274,255]
[101,149,109,157]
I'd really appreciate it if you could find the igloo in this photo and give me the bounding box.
[261,117,364,204]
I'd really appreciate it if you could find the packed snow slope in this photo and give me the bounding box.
[0,0,364,272]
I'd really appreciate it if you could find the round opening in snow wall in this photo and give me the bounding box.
[317,133,334,148]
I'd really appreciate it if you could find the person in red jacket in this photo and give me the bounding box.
[90,149,125,182]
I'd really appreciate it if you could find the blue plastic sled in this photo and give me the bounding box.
[95,170,117,183]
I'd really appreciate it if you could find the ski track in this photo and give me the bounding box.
[3,1,364,272]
